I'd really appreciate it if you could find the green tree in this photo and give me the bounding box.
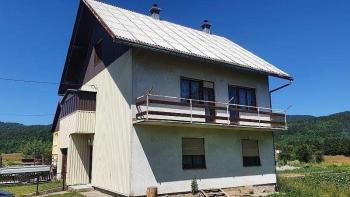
[279,145,294,163]
[295,144,313,163]
[20,139,51,157]
[314,151,324,163]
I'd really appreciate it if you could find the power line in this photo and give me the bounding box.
[0,76,83,86]
[0,77,59,85]
[0,113,54,117]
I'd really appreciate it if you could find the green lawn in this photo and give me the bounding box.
[270,163,350,197]
[0,181,62,197]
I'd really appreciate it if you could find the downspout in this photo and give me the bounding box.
[269,80,292,94]
[269,79,292,191]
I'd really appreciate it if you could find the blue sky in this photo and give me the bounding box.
[0,0,349,125]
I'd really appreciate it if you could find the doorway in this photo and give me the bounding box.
[61,148,68,184]
[88,145,93,183]
[203,81,215,123]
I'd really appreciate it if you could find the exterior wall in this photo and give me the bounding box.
[56,149,62,179]
[59,111,96,149]
[80,49,133,195]
[67,134,92,185]
[130,50,275,195]
[130,125,276,195]
[52,131,59,155]
[52,131,59,169]
[132,49,271,113]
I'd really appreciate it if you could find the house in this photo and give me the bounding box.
[51,0,293,196]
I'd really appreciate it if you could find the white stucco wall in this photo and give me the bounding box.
[130,50,276,195]
[131,49,271,112]
[130,125,276,195]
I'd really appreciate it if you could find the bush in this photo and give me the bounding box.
[191,178,198,194]
[295,145,313,163]
[279,145,294,163]
[314,151,324,163]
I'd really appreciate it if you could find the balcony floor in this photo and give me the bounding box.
[133,119,287,132]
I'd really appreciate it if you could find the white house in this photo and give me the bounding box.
[51,0,293,196]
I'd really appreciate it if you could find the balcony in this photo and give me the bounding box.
[59,90,96,134]
[135,94,287,130]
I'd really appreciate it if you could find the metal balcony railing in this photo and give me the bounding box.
[135,94,288,130]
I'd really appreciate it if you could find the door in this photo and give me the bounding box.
[203,81,215,123]
[61,148,68,183]
[88,146,93,183]
[228,86,239,123]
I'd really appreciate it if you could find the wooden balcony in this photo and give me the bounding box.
[135,94,287,130]
[59,90,96,135]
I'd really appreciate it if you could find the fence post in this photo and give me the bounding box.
[36,173,39,195]
[258,107,261,127]
[146,94,149,120]
[284,113,288,129]
[227,103,230,125]
[190,99,193,123]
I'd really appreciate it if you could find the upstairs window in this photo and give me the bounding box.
[242,139,261,167]
[94,39,103,65]
[180,78,203,101]
[182,138,206,169]
[228,85,256,107]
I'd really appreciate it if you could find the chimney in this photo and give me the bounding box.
[150,4,161,20]
[201,20,211,34]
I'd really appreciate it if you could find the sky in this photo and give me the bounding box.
[0,0,349,125]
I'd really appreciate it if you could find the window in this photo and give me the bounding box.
[228,85,256,107]
[94,39,103,65]
[242,139,261,167]
[180,78,203,101]
[182,138,206,169]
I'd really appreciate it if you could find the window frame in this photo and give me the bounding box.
[228,85,257,108]
[182,137,206,170]
[241,139,261,167]
[180,77,204,102]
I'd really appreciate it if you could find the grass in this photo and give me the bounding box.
[0,181,62,197]
[1,153,23,166]
[324,155,350,165]
[47,192,84,197]
[271,161,350,197]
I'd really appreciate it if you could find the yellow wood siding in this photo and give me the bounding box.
[80,50,132,195]
[67,134,92,185]
[59,111,96,148]
[52,131,59,155]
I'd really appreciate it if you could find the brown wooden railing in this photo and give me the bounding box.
[135,94,287,130]
[60,90,96,119]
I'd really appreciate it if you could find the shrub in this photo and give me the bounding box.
[295,144,313,163]
[314,151,324,163]
[191,178,198,194]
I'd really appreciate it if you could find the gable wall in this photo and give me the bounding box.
[80,49,133,195]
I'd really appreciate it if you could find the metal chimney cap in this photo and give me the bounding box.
[150,4,161,14]
[201,20,211,33]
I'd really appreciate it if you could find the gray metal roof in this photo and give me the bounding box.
[83,0,292,80]
[0,165,50,175]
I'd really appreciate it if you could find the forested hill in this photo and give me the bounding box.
[0,122,51,154]
[276,111,350,155]
[0,111,349,155]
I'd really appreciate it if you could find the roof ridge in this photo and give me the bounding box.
[85,0,224,38]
